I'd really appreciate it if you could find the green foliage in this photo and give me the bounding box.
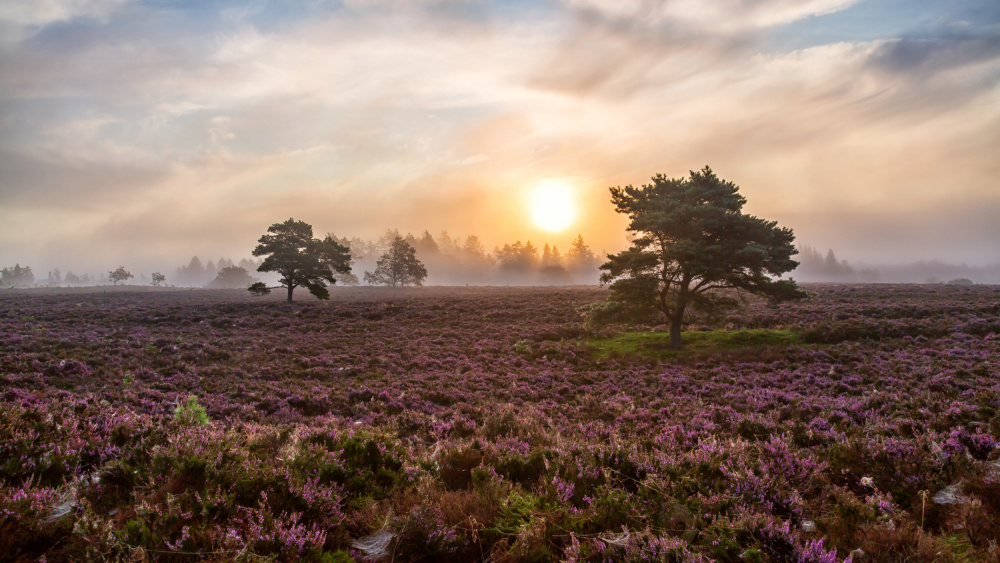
[122,372,135,385]
[318,551,357,563]
[248,281,271,296]
[174,395,210,426]
[587,329,800,360]
[363,235,428,287]
[491,491,546,537]
[301,429,408,501]
[252,218,352,302]
[495,450,549,485]
[599,166,805,347]
[108,265,133,286]
[580,299,661,328]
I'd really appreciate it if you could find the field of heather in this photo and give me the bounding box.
[2,285,999,562]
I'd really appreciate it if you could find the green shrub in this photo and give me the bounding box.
[174,395,210,426]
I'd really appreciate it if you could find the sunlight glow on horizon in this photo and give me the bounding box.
[529,180,577,233]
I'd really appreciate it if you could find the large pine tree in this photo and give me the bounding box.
[599,166,804,347]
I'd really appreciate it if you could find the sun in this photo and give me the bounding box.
[530,180,576,232]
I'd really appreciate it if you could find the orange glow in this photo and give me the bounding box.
[529,180,577,232]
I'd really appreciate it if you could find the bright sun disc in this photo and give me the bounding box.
[530,181,576,232]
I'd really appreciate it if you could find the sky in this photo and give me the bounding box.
[1,0,998,275]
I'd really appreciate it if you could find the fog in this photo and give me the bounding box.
[5,227,999,290]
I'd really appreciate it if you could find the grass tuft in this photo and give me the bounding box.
[587,329,800,360]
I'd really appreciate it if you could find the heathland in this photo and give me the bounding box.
[2,285,998,562]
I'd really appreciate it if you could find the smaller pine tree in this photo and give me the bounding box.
[364,235,428,287]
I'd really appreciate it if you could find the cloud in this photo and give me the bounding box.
[0,0,128,27]
[0,0,128,44]
[0,0,998,271]
[867,25,1000,77]
[563,0,861,32]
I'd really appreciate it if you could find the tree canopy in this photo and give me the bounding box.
[1,264,34,288]
[108,266,133,286]
[251,218,352,302]
[210,266,255,289]
[597,166,803,347]
[364,235,427,287]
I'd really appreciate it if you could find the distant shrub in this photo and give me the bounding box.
[248,281,271,296]
[174,395,210,426]
[210,265,256,288]
[946,278,973,285]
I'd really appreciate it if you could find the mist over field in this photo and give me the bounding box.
[6,234,1000,290]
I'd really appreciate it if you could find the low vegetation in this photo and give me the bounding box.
[1,284,998,561]
[587,328,800,360]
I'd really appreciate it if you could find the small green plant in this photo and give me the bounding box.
[514,340,532,355]
[122,372,135,385]
[174,395,210,426]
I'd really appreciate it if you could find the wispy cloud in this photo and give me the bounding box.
[1,0,998,271]
[563,0,862,31]
[0,0,128,27]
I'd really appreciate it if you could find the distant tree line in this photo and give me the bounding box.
[792,245,999,284]
[2,264,35,288]
[2,225,602,291]
[327,229,600,286]
[794,245,878,283]
[243,219,607,301]
[174,256,263,287]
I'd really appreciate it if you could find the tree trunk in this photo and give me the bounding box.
[668,299,687,348]
[286,285,294,303]
[669,314,683,348]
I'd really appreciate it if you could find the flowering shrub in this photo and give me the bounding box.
[0,284,998,561]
